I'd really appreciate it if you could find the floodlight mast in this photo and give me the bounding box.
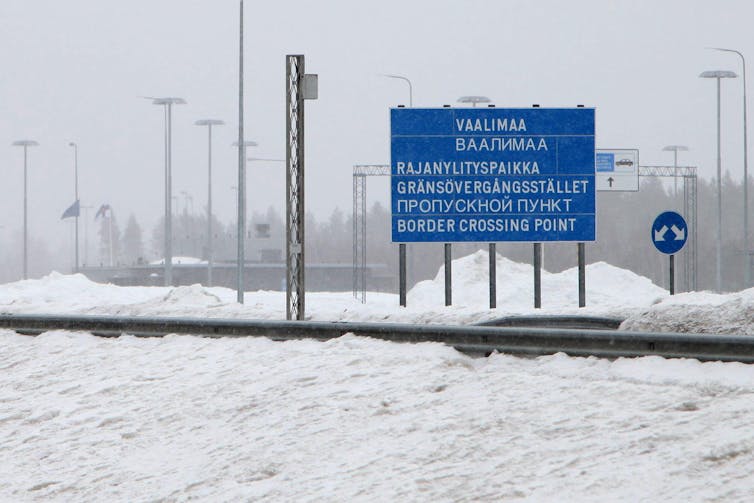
[147,96,186,286]
[710,48,750,287]
[699,70,737,292]
[237,0,245,303]
[233,137,258,302]
[12,140,39,280]
[195,119,225,286]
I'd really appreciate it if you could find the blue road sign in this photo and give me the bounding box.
[651,211,687,254]
[390,107,596,242]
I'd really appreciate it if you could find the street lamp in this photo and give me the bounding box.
[195,119,224,287]
[700,70,737,292]
[147,96,186,286]
[710,48,750,287]
[457,96,491,107]
[383,74,413,107]
[68,142,80,273]
[12,140,38,280]
[662,145,689,199]
[232,140,258,303]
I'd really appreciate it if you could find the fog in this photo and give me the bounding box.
[1,0,753,277]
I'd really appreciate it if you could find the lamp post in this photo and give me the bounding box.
[195,119,224,287]
[233,140,258,303]
[457,96,491,107]
[383,74,413,107]
[68,142,80,273]
[700,70,737,292]
[12,140,38,280]
[711,48,750,286]
[662,145,689,199]
[148,97,186,286]
[458,95,494,305]
[383,74,415,296]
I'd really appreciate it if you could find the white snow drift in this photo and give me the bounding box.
[2,251,754,501]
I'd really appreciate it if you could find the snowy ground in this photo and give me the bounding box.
[0,250,670,325]
[2,251,754,501]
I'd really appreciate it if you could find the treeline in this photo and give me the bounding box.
[358,174,754,293]
[2,173,752,293]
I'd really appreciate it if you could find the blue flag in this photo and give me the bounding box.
[61,199,80,220]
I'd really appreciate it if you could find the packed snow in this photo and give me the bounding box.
[2,251,754,501]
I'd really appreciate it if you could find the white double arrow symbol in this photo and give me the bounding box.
[654,225,685,242]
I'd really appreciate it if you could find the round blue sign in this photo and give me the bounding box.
[651,211,688,255]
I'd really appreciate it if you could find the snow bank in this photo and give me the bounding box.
[2,256,754,501]
[1,252,669,326]
[621,288,754,334]
[407,250,666,321]
[1,331,753,501]
[7,253,754,335]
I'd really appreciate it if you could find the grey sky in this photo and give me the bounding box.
[1,0,752,263]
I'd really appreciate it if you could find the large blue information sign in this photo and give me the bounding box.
[391,107,596,242]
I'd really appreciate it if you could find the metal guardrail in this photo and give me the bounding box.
[475,315,623,330]
[1,313,753,363]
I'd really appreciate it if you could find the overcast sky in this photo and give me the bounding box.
[1,0,753,262]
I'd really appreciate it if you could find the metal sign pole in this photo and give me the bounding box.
[444,243,452,306]
[285,55,317,320]
[534,243,542,308]
[489,243,496,309]
[578,242,586,307]
[399,243,406,306]
[669,254,675,295]
[286,55,305,320]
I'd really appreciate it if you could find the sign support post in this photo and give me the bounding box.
[285,54,317,320]
[669,254,675,295]
[444,243,452,306]
[578,242,586,307]
[399,243,407,306]
[534,243,542,309]
[489,243,496,309]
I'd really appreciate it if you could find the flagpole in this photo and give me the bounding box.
[69,142,80,273]
[108,209,113,267]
